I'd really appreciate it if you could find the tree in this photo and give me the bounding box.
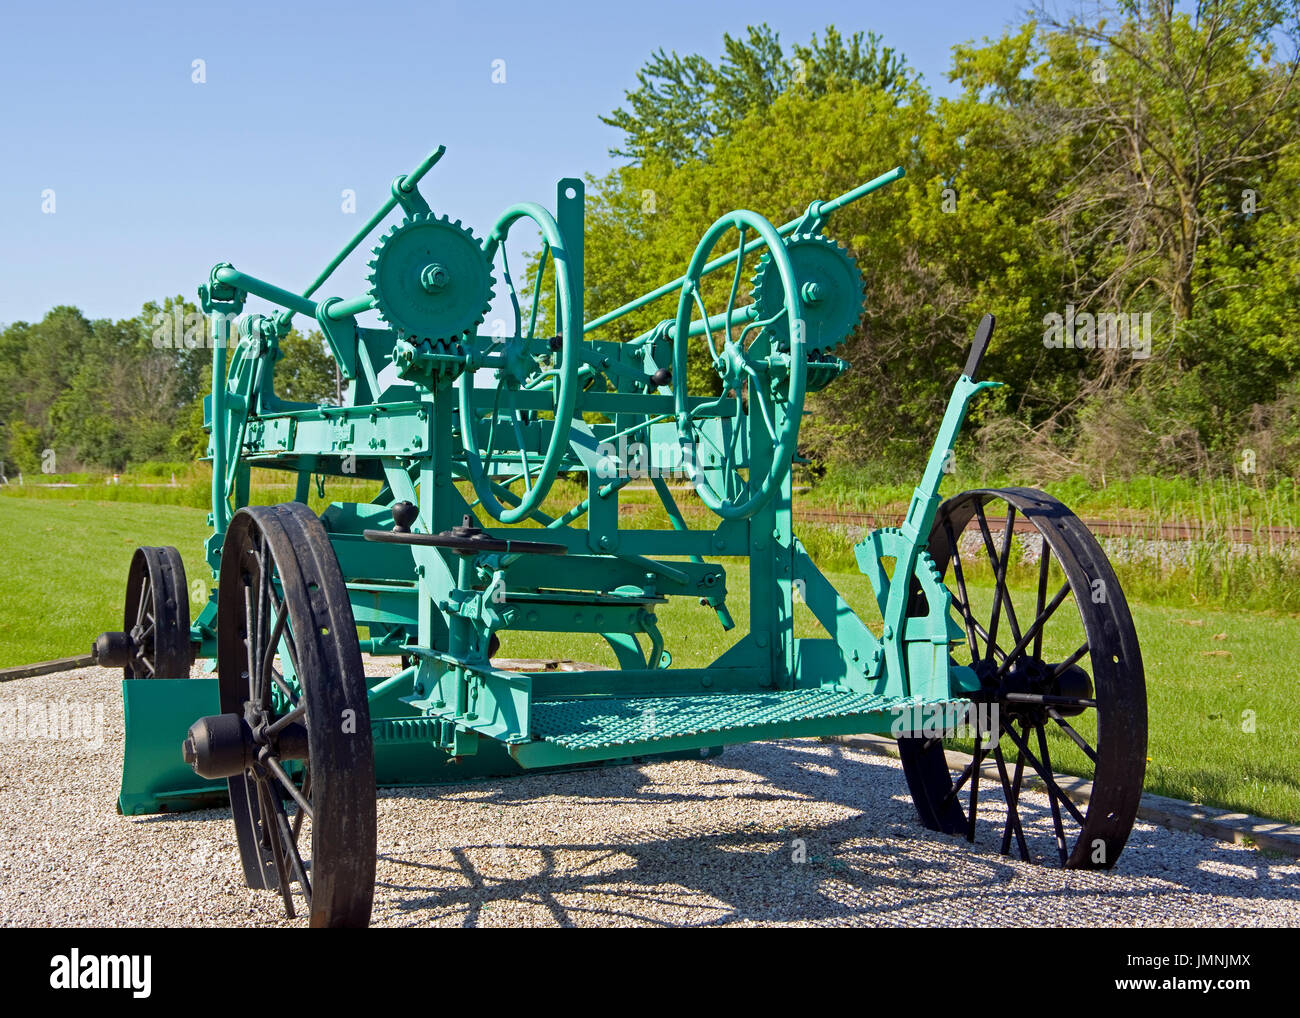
[1029,0,1300,323]
[274,329,338,405]
[601,24,911,165]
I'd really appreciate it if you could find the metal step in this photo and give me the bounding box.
[530,688,949,751]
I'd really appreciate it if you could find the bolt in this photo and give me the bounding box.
[421,263,450,292]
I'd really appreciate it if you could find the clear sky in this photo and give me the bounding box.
[0,0,1030,326]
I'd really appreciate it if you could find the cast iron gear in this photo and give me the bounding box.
[751,232,864,353]
[857,526,966,647]
[367,212,495,343]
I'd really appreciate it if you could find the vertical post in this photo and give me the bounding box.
[209,312,231,536]
[556,179,584,332]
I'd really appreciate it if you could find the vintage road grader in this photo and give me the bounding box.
[94,146,1147,926]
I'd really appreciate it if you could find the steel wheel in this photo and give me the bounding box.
[898,487,1147,869]
[122,546,191,679]
[217,502,375,927]
[458,201,581,524]
[672,210,807,520]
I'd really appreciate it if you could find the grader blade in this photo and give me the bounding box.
[119,679,226,815]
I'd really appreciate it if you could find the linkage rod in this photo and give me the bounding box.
[303,146,446,301]
[582,165,904,335]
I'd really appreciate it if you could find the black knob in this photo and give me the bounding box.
[649,367,671,387]
[391,501,418,533]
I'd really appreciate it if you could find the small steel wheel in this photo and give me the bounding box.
[122,546,191,679]
[898,487,1147,869]
[217,502,376,927]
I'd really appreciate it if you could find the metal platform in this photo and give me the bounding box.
[530,688,948,751]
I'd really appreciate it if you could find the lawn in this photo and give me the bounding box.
[2,495,1297,824]
[0,498,213,668]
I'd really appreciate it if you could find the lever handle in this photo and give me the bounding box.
[963,313,996,382]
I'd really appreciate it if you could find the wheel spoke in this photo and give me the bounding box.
[264,704,305,738]
[966,733,983,843]
[1047,708,1099,763]
[264,755,315,822]
[950,603,1008,664]
[941,755,978,806]
[976,504,1022,651]
[506,389,533,494]
[135,577,150,628]
[1003,692,1097,709]
[265,779,313,910]
[1036,723,1070,865]
[990,581,1071,681]
[1033,542,1052,658]
[256,776,296,918]
[243,576,261,703]
[994,737,1031,861]
[943,518,980,661]
[1052,642,1091,678]
[270,667,298,708]
[292,768,312,842]
[260,599,288,711]
[1001,722,1088,828]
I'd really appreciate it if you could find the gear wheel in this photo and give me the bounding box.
[751,232,864,353]
[857,527,966,648]
[367,212,495,343]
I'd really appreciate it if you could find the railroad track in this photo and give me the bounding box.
[616,497,1296,543]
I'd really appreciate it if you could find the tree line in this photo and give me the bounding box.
[3,2,1298,486]
[0,298,335,474]
[581,1,1300,483]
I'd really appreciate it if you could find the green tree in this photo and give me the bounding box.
[601,24,910,165]
[274,329,338,405]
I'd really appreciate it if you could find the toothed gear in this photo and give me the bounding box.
[367,213,495,343]
[857,527,965,645]
[751,232,864,353]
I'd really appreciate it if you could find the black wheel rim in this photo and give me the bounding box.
[898,487,1147,869]
[123,546,191,679]
[218,502,376,927]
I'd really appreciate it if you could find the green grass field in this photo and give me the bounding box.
[2,495,1296,824]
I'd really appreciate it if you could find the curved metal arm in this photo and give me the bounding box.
[458,202,581,524]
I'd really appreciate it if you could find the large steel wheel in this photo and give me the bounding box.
[671,210,807,520]
[217,502,376,927]
[898,487,1147,869]
[122,546,191,679]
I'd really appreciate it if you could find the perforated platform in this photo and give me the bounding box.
[530,689,947,750]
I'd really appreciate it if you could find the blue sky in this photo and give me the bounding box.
[0,0,1030,326]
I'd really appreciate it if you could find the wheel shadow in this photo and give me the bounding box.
[369,739,1300,927]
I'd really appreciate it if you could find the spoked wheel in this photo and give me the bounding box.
[96,546,192,679]
[214,502,375,926]
[897,487,1147,869]
[457,202,580,524]
[671,210,807,520]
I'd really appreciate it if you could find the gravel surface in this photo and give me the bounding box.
[2,665,1297,927]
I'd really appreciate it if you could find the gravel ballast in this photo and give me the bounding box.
[2,665,1297,927]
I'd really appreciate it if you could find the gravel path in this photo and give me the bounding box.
[2,666,1297,927]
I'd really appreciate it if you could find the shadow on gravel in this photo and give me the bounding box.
[368,740,1300,927]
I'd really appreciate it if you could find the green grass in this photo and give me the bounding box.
[813,463,1300,529]
[3,495,1297,824]
[0,498,212,668]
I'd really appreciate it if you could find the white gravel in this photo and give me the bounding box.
[2,665,1297,927]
